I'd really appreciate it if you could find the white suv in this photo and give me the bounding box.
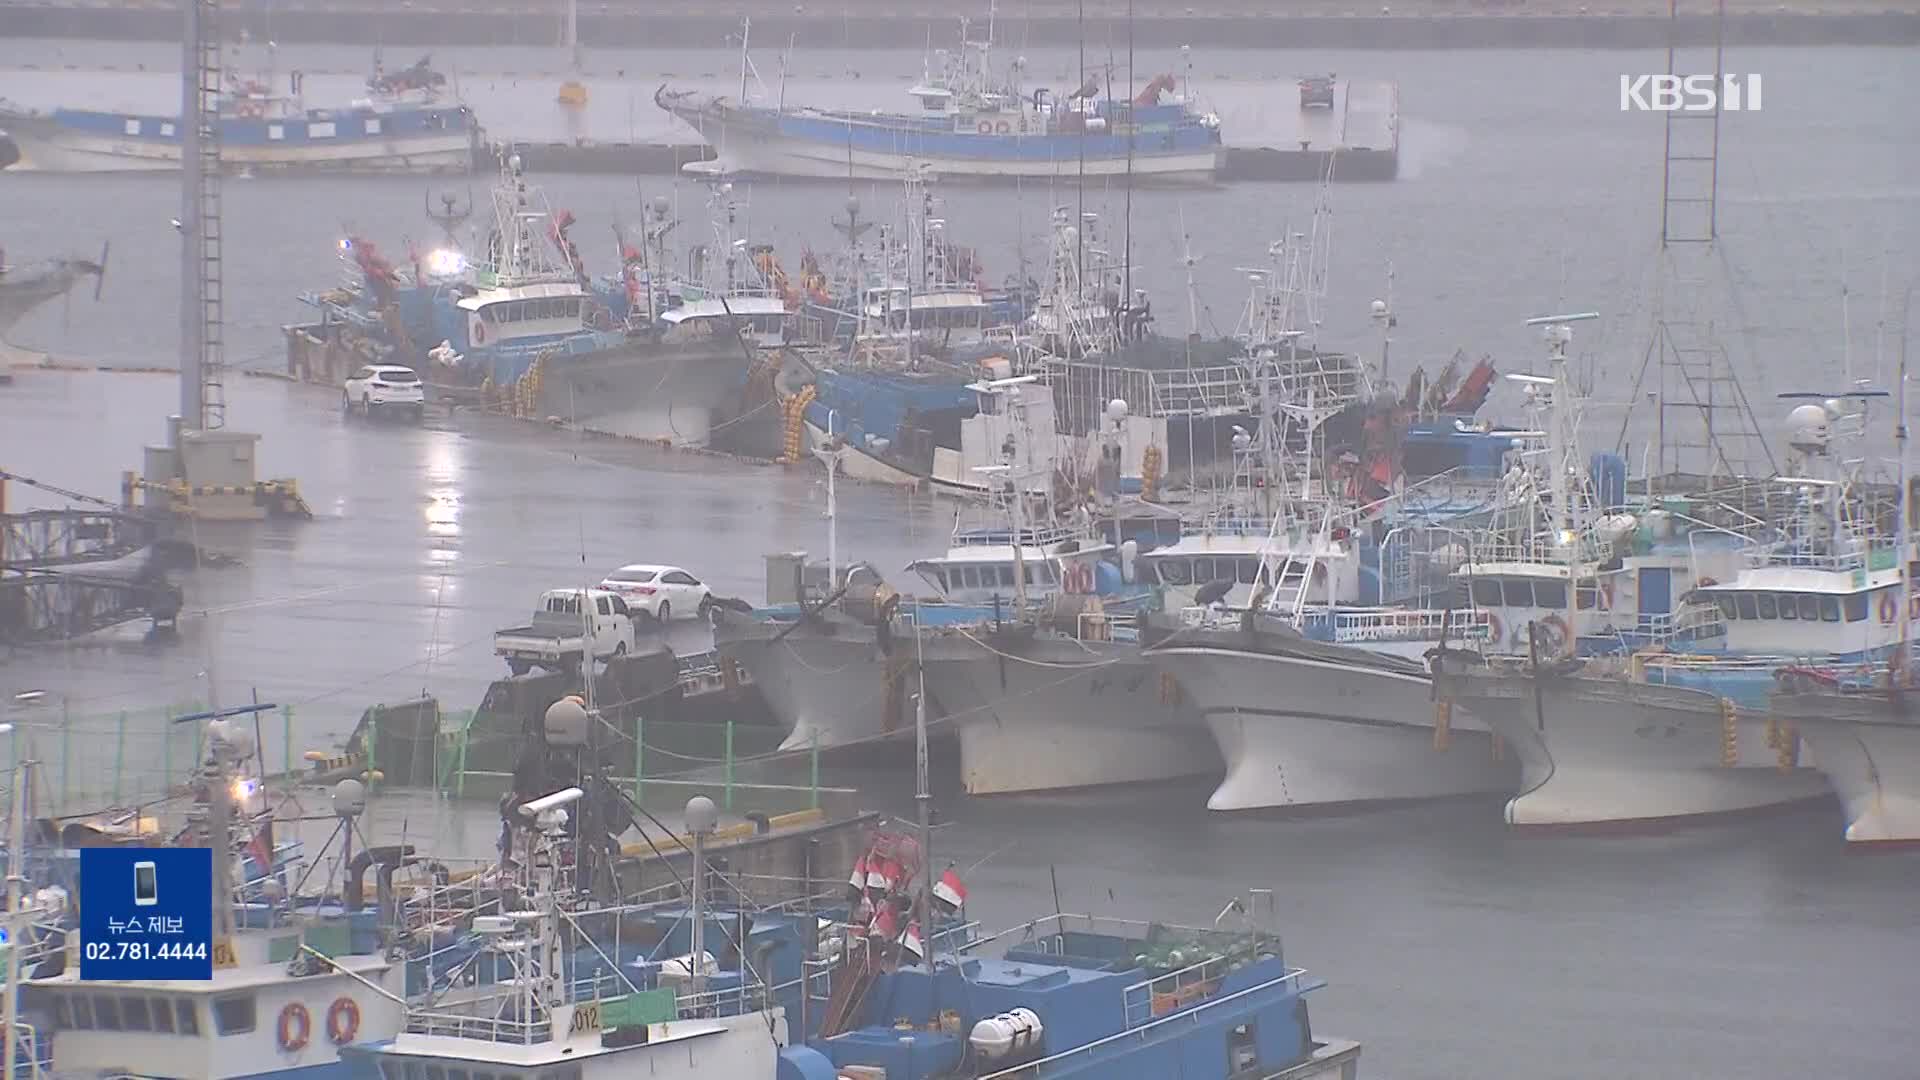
[344,364,426,421]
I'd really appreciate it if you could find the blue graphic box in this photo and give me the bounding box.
[80,847,214,981]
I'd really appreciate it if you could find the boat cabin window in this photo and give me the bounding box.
[483,298,584,324]
[121,995,152,1031]
[427,1065,448,1080]
[998,565,1015,587]
[1471,579,1501,607]
[1236,558,1260,585]
[1576,585,1599,610]
[1721,591,1853,623]
[1502,581,1533,607]
[213,993,256,1035]
[95,995,121,1030]
[1535,581,1567,608]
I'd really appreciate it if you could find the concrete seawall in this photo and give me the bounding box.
[2,2,1917,49]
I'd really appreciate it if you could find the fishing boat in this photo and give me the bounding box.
[0,59,476,174]
[656,15,1223,185]
[18,705,409,1080]
[1769,670,1920,847]
[0,244,107,340]
[289,158,779,445]
[1430,335,1849,828]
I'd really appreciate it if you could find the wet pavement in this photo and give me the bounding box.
[4,371,1919,1080]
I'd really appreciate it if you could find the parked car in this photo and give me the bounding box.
[493,588,636,676]
[343,364,426,421]
[1299,75,1335,109]
[597,564,713,623]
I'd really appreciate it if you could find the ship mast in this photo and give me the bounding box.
[1898,283,1914,688]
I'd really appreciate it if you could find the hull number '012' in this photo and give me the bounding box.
[84,941,208,962]
[568,1003,601,1035]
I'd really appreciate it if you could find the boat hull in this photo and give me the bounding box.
[1,112,472,174]
[1771,693,1920,846]
[1437,670,1831,828]
[536,341,753,446]
[667,102,1223,185]
[702,130,1222,184]
[711,608,910,751]
[920,631,1219,794]
[1151,632,1516,809]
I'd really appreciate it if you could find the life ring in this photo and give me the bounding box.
[326,998,361,1046]
[277,1003,312,1053]
[1879,590,1897,624]
[977,120,993,134]
[472,321,487,346]
[994,121,1011,135]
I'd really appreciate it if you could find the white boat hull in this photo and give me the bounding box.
[922,634,1219,794]
[1152,642,1516,809]
[1441,673,1831,828]
[1794,716,1920,846]
[539,345,750,446]
[701,130,1220,185]
[713,615,910,751]
[802,420,929,488]
[5,126,472,174]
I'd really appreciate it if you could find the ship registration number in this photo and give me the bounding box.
[568,1002,601,1035]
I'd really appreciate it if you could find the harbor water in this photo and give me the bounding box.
[2,37,1918,1080]
[4,372,1919,1080]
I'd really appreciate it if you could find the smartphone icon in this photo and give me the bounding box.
[134,861,158,907]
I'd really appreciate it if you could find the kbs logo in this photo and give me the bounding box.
[1619,74,1763,112]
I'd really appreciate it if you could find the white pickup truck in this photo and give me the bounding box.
[494,588,637,676]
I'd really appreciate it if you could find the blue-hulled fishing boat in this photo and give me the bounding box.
[656,15,1222,185]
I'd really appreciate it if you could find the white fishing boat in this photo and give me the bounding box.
[20,707,408,1080]
[1433,324,1846,828]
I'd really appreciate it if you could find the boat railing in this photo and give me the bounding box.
[1316,606,1491,645]
[1120,949,1245,1028]
[977,967,1311,1080]
[955,911,1253,959]
[405,971,639,1043]
[1740,537,1895,575]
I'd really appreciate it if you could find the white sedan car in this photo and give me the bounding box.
[597,564,712,623]
[343,364,426,421]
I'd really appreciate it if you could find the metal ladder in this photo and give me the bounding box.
[190,0,227,430]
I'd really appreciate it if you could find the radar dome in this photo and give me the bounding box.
[332,778,367,818]
[544,697,590,747]
[1786,403,1831,449]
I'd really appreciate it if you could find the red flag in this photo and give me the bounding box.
[247,821,274,877]
[933,867,967,912]
[848,854,868,890]
[868,903,898,942]
[901,921,924,960]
